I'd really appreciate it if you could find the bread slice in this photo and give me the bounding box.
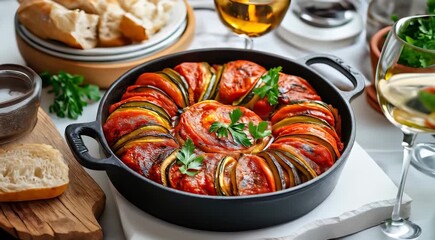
[97,2,131,47]
[17,0,100,49]
[119,13,150,42]
[0,144,69,202]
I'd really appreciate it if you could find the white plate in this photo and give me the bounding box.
[17,0,186,56]
[17,20,187,62]
[276,9,363,52]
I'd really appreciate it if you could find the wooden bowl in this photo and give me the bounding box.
[15,2,195,89]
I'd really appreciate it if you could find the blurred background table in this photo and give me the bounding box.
[0,0,434,239]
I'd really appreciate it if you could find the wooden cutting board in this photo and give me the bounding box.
[0,108,105,240]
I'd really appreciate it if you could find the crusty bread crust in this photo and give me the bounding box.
[0,184,68,202]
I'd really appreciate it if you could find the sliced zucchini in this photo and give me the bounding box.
[272,114,332,132]
[108,107,171,130]
[162,68,189,91]
[157,72,190,107]
[160,149,178,187]
[115,135,175,156]
[215,156,238,196]
[277,133,339,160]
[269,144,318,183]
[112,124,170,152]
[136,72,189,108]
[116,101,171,123]
[232,76,263,106]
[257,152,286,191]
[198,63,216,102]
[209,64,224,100]
[268,150,301,187]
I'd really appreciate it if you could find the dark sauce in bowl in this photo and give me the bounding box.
[0,64,41,144]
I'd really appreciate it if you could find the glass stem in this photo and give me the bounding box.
[243,36,254,50]
[391,132,416,222]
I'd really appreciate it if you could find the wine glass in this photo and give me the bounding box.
[375,14,435,239]
[214,0,291,49]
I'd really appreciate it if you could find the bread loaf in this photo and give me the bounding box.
[0,144,69,202]
[17,0,99,49]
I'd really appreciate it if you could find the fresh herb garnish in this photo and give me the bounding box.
[397,1,435,68]
[248,121,272,141]
[253,66,282,106]
[176,139,204,176]
[40,71,100,119]
[209,108,252,147]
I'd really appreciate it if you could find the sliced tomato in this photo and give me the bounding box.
[135,72,188,108]
[252,97,275,120]
[278,73,321,104]
[271,101,336,127]
[174,62,215,103]
[217,60,266,104]
[273,136,335,173]
[274,122,341,146]
[103,108,170,146]
[119,86,179,117]
[170,153,225,195]
[236,154,275,195]
[173,101,270,154]
[117,137,178,177]
[275,122,343,153]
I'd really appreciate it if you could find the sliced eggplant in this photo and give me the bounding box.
[162,68,189,91]
[135,72,189,108]
[257,151,286,191]
[112,125,171,152]
[271,100,336,127]
[269,144,318,183]
[115,135,176,156]
[108,107,171,130]
[268,150,301,188]
[272,114,332,132]
[160,150,178,187]
[116,101,171,123]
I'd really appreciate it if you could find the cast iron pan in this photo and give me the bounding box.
[65,49,365,231]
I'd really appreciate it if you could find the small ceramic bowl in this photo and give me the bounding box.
[0,64,41,144]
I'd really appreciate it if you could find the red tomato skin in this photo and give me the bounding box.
[218,60,266,104]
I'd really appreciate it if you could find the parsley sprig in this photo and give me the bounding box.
[248,121,272,141]
[253,66,282,106]
[209,108,271,147]
[176,139,204,176]
[40,71,100,119]
[209,108,251,147]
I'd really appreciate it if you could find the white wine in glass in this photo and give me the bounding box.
[376,14,435,239]
[214,0,291,49]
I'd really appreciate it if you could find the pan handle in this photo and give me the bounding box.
[299,54,366,102]
[65,121,119,170]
